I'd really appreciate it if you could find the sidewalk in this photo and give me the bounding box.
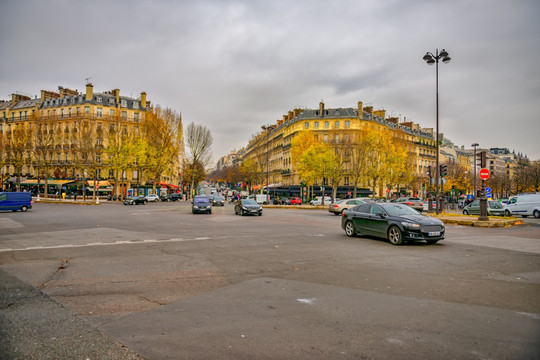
[0,269,144,360]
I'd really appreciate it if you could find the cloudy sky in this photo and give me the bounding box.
[1,0,539,163]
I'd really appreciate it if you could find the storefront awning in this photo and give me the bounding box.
[159,182,179,188]
[19,179,76,186]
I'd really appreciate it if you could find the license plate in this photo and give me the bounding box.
[428,231,441,237]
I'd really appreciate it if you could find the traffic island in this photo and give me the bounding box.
[430,213,524,227]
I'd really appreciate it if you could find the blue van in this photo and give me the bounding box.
[0,192,33,212]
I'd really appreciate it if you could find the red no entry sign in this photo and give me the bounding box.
[479,168,490,180]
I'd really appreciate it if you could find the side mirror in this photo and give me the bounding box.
[378,213,386,218]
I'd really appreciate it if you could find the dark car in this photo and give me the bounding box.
[192,195,212,214]
[341,202,444,245]
[210,195,225,206]
[168,193,183,202]
[273,197,291,205]
[235,199,262,216]
[123,195,147,205]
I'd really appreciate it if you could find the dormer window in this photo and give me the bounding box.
[96,96,103,103]
[121,99,127,107]
[108,98,115,105]
[133,102,139,109]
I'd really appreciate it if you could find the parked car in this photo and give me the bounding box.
[123,195,147,205]
[462,200,505,216]
[290,197,302,205]
[310,196,333,206]
[503,193,540,218]
[145,194,160,202]
[247,194,270,204]
[210,195,225,206]
[391,197,424,212]
[168,193,183,202]
[274,197,291,205]
[328,198,366,215]
[192,195,212,214]
[341,202,445,245]
[234,199,263,216]
[0,192,33,212]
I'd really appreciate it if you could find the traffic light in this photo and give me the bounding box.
[422,183,425,190]
[440,164,448,177]
[477,151,486,168]
[426,165,432,178]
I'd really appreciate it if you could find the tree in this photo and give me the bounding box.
[0,129,8,190]
[240,158,259,194]
[143,106,183,194]
[184,122,212,198]
[6,122,32,191]
[29,114,57,197]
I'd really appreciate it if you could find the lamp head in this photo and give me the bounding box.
[426,58,435,65]
[439,49,449,58]
[442,56,451,64]
[423,53,433,62]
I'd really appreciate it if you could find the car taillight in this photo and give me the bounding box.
[333,205,339,208]
[406,202,413,206]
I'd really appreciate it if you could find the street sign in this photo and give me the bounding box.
[479,168,490,180]
[485,186,492,193]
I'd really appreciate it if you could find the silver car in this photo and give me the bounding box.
[391,197,424,212]
[328,198,366,215]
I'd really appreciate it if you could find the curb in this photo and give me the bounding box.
[432,215,524,228]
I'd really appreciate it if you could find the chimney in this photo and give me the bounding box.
[374,109,386,118]
[112,89,120,105]
[85,83,94,101]
[288,110,293,120]
[140,92,147,108]
[319,101,324,116]
[357,101,363,118]
[387,117,399,124]
[277,119,284,126]
[283,115,288,122]
[11,94,30,107]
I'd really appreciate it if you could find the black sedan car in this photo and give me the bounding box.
[341,202,444,245]
[123,195,147,205]
[234,199,262,216]
[210,195,225,206]
[192,195,212,214]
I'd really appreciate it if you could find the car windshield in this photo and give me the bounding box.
[489,201,503,209]
[382,204,420,216]
[213,196,223,201]
[242,199,258,205]
[194,197,209,204]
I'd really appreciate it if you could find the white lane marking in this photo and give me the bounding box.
[297,298,316,305]
[0,237,209,253]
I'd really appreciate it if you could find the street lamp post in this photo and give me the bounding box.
[423,48,451,214]
[471,142,479,198]
[261,125,274,204]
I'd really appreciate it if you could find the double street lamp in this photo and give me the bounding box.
[423,48,451,214]
[261,124,275,203]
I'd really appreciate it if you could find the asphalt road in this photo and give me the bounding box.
[1,200,539,359]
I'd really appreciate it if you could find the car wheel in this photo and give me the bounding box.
[505,209,511,217]
[463,210,468,215]
[21,205,28,212]
[522,215,528,218]
[426,239,439,245]
[344,221,356,237]
[534,210,540,219]
[258,212,262,216]
[388,226,403,245]
[209,210,212,214]
[241,209,245,216]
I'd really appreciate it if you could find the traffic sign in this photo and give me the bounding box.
[485,186,492,193]
[479,168,490,180]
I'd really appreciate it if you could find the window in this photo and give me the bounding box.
[84,106,90,114]
[96,96,102,103]
[345,121,350,128]
[324,121,329,129]
[121,111,127,120]
[108,98,115,105]
[314,121,319,129]
[121,99,127,107]
[61,109,64,118]
[335,134,339,143]
[304,122,309,129]
[109,109,115,117]
[335,121,340,129]
[68,108,72,117]
[133,113,139,122]
[96,108,102,118]
[324,135,329,143]
[133,102,139,109]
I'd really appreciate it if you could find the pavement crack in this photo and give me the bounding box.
[138,295,166,306]
[37,258,69,290]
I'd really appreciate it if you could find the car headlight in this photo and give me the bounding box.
[401,221,421,229]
